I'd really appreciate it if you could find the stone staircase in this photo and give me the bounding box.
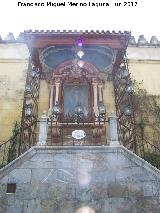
[0,145,160,212]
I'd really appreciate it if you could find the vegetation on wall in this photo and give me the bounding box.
[7,121,20,164]
[133,80,160,168]
[143,152,160,169]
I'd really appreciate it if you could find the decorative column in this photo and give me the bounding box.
[98,84,103,102]
[37,111,48,145]
[49,84,54,109]
[55,78,61,104]
[92,81,98,117]
[109,113,119,145]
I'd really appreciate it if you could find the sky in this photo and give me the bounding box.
[0,0,159,41]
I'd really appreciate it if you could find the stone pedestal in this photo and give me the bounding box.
[109,113,119,146]
[37,111,48,145]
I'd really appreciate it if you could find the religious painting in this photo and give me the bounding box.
[63,85,89,116]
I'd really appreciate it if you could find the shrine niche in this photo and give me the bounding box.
[18,30,135,148]
[39,42,108,145]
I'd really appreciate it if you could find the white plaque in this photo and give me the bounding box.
[72,130,86,140]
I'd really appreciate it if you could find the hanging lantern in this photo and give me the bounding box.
[25,85,32,94]
[77,60,84,68]
[74,102,84,117]
[76,37,83,47]
[124,105,132,116]
[25,104,33,117]
[120,68,129,79]
[30,67,38,78]
[77,50,84,58]
[126,83,134,94]
[98,101,106,118]
[52,102,61,116]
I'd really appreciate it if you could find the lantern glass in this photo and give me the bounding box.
[30,70,37,78]
[98,102,106,116]
[25,85,32,93]
[77,50,84,58]
[77,60,84,68]
[25,104,33,116]
[124,106,132,116]
[52,102,61,116]
[74,103,83,116]
[76,38,83,47]
[126,84,134,94]
[121,68,129,79]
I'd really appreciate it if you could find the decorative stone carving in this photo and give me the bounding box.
[150,36,159,46]
[129,36,136,45]
[5,32,15,41]
[17,33,24,42]
[137,35,147,46]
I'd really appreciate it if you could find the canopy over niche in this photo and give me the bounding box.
[21,30,131,72]
[39,45,115,73]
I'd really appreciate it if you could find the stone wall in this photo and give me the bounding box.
[0,146,160,212]
[38,80,49,116]
[127,46,160,96]
[0,43,29,141]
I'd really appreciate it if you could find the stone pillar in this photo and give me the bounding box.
[92,82,98,116]
[55,82,60,104]
[49,85,54,109]
[37,111,48,145]
[98,84,103,102]
[109,113,119,145]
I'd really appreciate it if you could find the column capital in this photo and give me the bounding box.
[98,84,103,88]
[49,84,54,89]
[92,77,99,84]
[92,82,98,88]
[55,77,61,85]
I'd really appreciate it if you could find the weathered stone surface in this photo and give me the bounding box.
[0,184,7,198]
[40,199,58,213]
[8,169,31,183]
[6,196,23,213]
[0,146,160,212]
[31,168,56,183]
[16,183,38,200]
[0,198,7,212]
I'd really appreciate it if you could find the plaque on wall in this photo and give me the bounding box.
[72,130,86,140]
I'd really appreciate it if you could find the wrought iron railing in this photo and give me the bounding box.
[0,118,160,169]
[47,120,107,146]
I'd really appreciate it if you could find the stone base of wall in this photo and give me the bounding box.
[0,145,160,212]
